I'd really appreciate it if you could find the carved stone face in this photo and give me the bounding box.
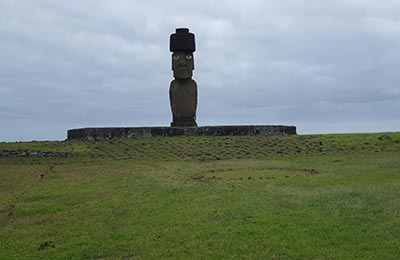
[172,52,194,79]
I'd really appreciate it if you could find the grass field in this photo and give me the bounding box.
[1,132,400,259]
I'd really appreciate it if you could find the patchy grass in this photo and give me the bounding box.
[2,132,400,160]
[1,132,400,259]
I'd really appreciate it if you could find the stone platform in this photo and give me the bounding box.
[67,125,296,141]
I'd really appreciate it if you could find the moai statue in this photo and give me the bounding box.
[169,28,198,127]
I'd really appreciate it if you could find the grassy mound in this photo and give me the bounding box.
[2,132,400,160]
[1,132,400,259]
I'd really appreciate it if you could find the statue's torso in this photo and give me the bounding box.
[169,79,197,121]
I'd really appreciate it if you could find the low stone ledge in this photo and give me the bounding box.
[0,150,74,157]
[67,125,296,141]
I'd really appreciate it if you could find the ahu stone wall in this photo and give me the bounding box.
[67,125,297,141]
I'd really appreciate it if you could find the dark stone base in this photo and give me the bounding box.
[67,125,296,141]
[171,120,197,127]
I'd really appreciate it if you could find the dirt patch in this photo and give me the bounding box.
[38,241,55,251]
[191,167,320,183]
[190,175,222,183]
[207,167,319,175]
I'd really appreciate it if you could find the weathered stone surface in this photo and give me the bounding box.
[170,78,197,126]
[172,52,194,79]
[0,149,73,157]
[67,125,297,141]
[170,28,198,127]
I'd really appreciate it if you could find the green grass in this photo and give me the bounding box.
[1,132,400,259]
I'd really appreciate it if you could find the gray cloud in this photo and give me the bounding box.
[1,0,399,141]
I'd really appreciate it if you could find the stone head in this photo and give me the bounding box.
[172,52,194,78]
[170,28,196,79]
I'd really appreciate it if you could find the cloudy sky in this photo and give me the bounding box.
[1,0,399,141]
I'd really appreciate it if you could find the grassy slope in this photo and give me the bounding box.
[0,132,400,259]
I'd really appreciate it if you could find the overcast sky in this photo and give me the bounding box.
[1,0,399,141]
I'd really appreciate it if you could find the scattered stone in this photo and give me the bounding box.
[0,150,74,158]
